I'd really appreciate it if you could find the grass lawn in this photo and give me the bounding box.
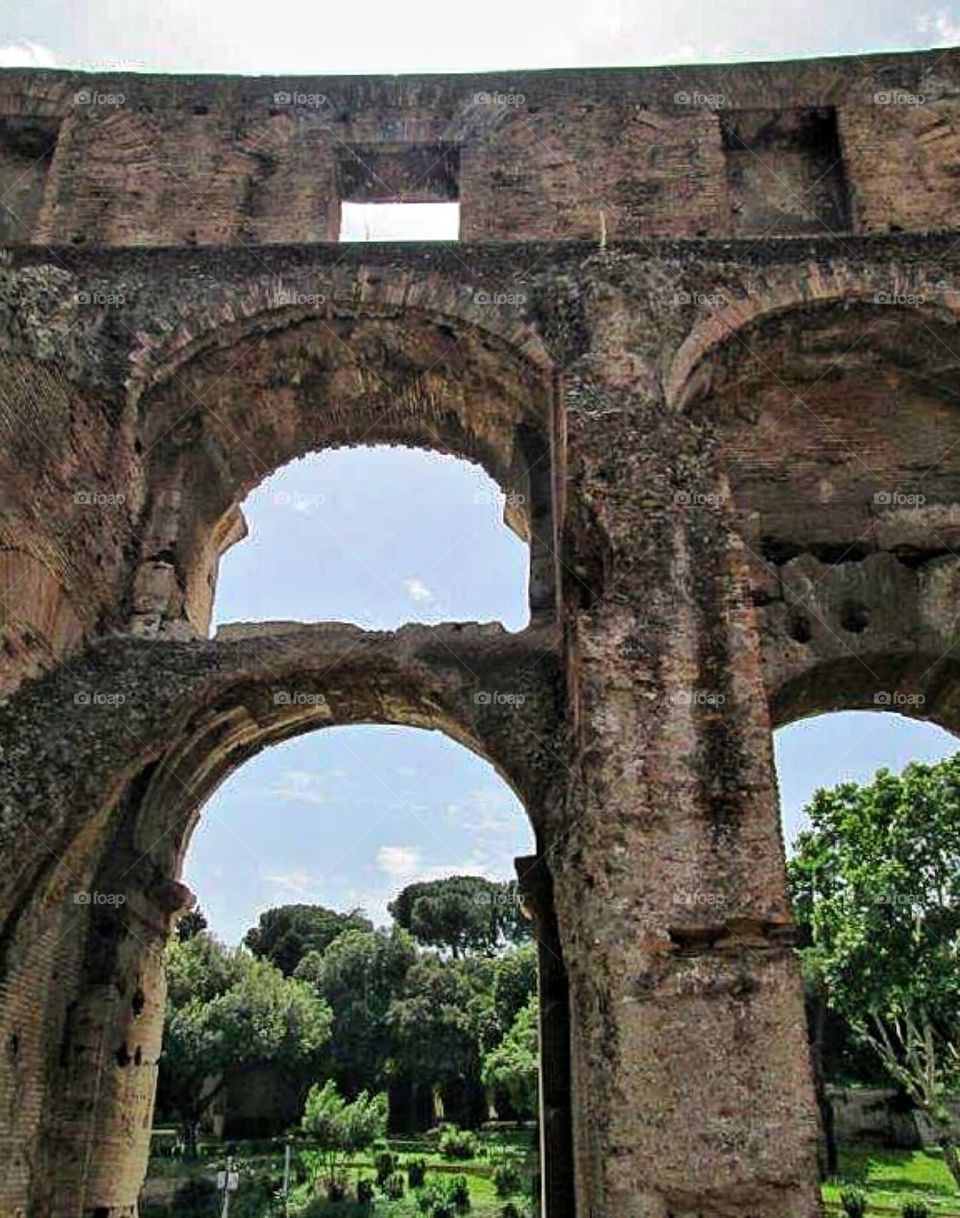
[823,1148,960,1214]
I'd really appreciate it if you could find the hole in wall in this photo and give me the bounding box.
[787,610,812,643]
[339,201,460,242]
[839,601,869,633]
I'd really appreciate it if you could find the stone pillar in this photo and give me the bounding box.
[553,380,823,1217]
[516,855,576,1218]
[40,874,191,1218]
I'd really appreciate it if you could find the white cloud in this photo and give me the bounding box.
[917,9,960,43]
[376,844,422,878]
[263,867,325,899]
[0,42,57,68]
[268,769,332,806]
[402,578,433,603]
[447,788,527,836]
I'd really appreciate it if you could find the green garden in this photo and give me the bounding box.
[143,758,960,1217]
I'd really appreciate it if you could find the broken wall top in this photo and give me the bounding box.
[0,45,958,245]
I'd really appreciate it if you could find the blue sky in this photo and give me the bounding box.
[3,1,958,941]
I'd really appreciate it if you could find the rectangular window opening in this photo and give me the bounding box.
[720,106,851,235]
[339,200,461,242]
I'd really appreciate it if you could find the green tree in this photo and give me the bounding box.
[483,995,539,1119]
[492,943,538,1033]
[244,903,373,975]
[295,927,417,1093]
[789,758,960,1186]
[388,954,497,1126]
[389,875,529,957]
[175,906,208,942]
[159,934,332,1154]
[299,1079,387,1199]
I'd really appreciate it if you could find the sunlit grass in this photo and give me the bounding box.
[822,1148,960,1214]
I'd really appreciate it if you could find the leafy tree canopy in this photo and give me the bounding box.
[160,933,332,1154]
[294,927,417,1093]
[244,903,373,975]
[388,875,529,957]
[482,994,539,1119]
[789,757,960,1184]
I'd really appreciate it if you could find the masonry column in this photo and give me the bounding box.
[40,871,191,1218]
[516,854,576,1218]
[553,376,823,1217]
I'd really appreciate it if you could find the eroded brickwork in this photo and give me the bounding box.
[2,44,960,1218]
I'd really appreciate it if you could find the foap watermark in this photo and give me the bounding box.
[276,289,326,308]
[272,90,327,108]
[74,490,126,506]
[76,290,126,307]
[674,90,725,109]
[473,886,521,909]
[674,489,725,507]
[674,289,726,308]
[74,690,126,707]
[74,890,126,906]
[874,490,926,506]
[473,488,526,508]
[874,291,926,306]
[874,90,925,107]
[73,89,125,107]
[474,90,526,107]
[669,689,726,707]
[473,290,527,307]
[274,691,328,707]
[874,691,926,708]
[272,491,326,510]
[673,889,727,907]
[474,690,526,707]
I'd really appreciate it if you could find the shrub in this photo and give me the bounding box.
[170,1177,219,1218]
[840,1187,867,1218]
[902,1204,932,1218]
[493,1162,523,1198]
[439,1126,479,1160]
[357,1177,376,1203]
[417,1178,466,1217]
[382,1170,406,1199]
[449,1174,471,1212]
[407,1156,428,1187]
[374,1147,399,1184]
[501,1205,528,1218]
[326,1174,348,1202]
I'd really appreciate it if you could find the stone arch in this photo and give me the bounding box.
[672,290,960,749]
[127,278,558,638]
[665,262,960,412]
[0,620,565,1216]
[673,297,960,706]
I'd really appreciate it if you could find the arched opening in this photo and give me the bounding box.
[130,297,558,642]
[212,446,531,633]
[774,708,958,1198]
[21,615,571,1218]
[133,723,545,1209]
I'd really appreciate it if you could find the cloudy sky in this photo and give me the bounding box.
[3,0,957,941]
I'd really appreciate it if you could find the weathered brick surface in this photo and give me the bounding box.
[2,44,960,1218]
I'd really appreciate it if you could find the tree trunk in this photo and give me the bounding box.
[810,983,838,1177]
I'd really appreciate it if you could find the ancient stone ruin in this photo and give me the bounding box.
[1,44,959,1217]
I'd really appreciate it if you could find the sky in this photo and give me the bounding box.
[2,0,958,942]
